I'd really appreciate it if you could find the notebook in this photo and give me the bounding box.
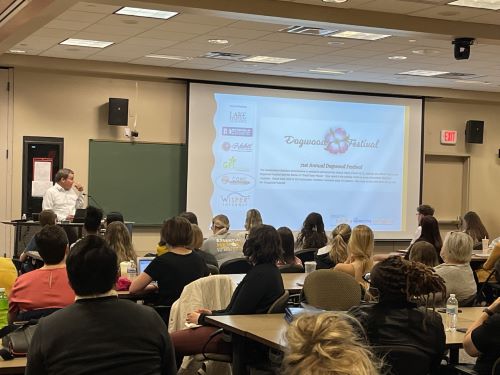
[137,257,155,274]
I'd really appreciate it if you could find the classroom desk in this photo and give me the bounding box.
[206,307,485,365]
[0,357,26,374]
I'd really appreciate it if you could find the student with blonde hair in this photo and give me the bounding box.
[334,225,374,286]
[201,214,243,266]
[283,312,381,375]
[105,221,137,266]
[315,223,351,269]
[238,208,263,238]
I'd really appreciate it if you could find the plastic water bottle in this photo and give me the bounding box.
[0,288,8,329]
[127,260,137,279]
[446,294,459,332]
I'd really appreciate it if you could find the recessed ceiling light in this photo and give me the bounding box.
[409,39,417,43]
[327,41,345,46]
[322,0,348,3]
[59,38,113,48]
[8,49,26,53]
[330,31,391,40]
[242,56,296,64]
[388,56,407,60]
[309,68,351,74]
[115,7,178,19]
[398,70,449,77]
[412,49,442,56]
[447,0,500,10]
[208,39,229,45]
[145,54,192,61]
[281,25,338,36]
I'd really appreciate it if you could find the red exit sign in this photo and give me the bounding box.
[440,130,457,145]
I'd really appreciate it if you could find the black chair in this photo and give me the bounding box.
[295,248,317,264]
[477,259,500,305]
[15,307,60,322]
[279,264,304,273]
[207,263,219,275]
[372,345,434,375]
[219,258,252,274]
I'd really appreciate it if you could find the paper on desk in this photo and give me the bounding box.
[32,181,53,197]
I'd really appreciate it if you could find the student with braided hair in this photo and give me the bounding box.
[315,223,351,269]
[348,256,446,375]
[295,212,328,251]
[283,312,382,375]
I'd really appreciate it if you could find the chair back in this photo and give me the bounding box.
[492,356,500,375]
[301,269,361,310]
[15,307,60,322]
[267,291,289,313]
[219,257,252,274]
[279,264,304,273]
[295,248,317,263]
[372,345,433,375]
[207,263,220,275]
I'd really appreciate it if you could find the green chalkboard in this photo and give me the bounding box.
[88,140,187,226]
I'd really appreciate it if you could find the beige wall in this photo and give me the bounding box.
[4,57,500,255]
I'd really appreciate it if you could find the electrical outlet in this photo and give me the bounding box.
[124,127,131,137]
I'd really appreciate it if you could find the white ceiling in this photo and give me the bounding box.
[5,0,500,92]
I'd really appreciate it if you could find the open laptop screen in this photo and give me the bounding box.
[137,257,155,274]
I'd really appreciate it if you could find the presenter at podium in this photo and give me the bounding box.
[42,168,85,221]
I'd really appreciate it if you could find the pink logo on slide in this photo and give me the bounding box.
[324,128,350,154]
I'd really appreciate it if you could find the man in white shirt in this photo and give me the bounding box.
[42,168,85,221]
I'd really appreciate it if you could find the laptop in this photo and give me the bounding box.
[72,209,87,223]
[137,257,155,274]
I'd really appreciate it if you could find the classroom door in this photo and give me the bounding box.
[0,69,12,257]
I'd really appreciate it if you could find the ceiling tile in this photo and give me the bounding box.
[151,21,223,34]
[56,10,109,23]
[44,20,91,32]
[68,2,121,14]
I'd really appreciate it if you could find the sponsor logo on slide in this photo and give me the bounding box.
[229,111,247,123]
[217,173,255,191]
[222,127,253,137]
[221,142,253,152]
[218,192,250,208]
[283,128,379,155]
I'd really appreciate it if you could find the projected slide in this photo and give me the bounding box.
[188,84,422,239]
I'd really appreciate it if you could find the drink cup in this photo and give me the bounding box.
[304,261,317,273]
[482,238,489,254]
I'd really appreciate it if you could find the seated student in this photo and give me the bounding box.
[19,209,57,272]
[130,217,208,306]
[408,240,440,267]
[315,223,351,269]
[409,204,435,246]
[8,225,75,323]
[190,224,218,268]
[201,214,243,266]
[0,257,17,296]
[461,211,489,245]
[295,212,328,251]
[237,208,263,239]
[25,235,176,375]
[334,225,374,287]
[434,231,476,306]
[171,225,285,367]
[283,312,382,375]
[349,257,446,375]
[406,216,443,262]
[463,297,500,375]
[476,242,500,283]
[105,221,138,266]
[276,226,303,268]
[179,211,198,225]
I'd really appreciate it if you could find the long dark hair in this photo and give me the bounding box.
[462,211,488,243]
[278,226,295,264]
[296,212,327,250]
[418,216,442,252]
[243,225,282,264]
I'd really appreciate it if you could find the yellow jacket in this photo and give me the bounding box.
[0,258,18,296]
[476,244,500,283]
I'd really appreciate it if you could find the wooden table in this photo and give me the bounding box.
[0,357,26,374]
[206,307,485,365]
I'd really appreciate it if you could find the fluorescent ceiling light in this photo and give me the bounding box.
[323,0,348,2]
[115,7,178,19]
[388,56,407,60]
[208,39,229,45]
[447,0,500,10]
[243,56,296,64]
[330,31,391,40]
[309,69,351,74]
[8,49,26,53]
[60,38,113,48]
[398,70,449,77]
[145,54,192,61]
[455,79,491,84]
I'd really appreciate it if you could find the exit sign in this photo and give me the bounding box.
[441,130,457,145]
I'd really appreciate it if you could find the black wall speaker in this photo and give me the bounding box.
[465,120,484,144]
[108,98,129,126]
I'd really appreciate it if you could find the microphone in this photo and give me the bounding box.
[83,193,103,209]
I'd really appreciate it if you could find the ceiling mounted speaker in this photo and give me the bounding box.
[465,120,483,144]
